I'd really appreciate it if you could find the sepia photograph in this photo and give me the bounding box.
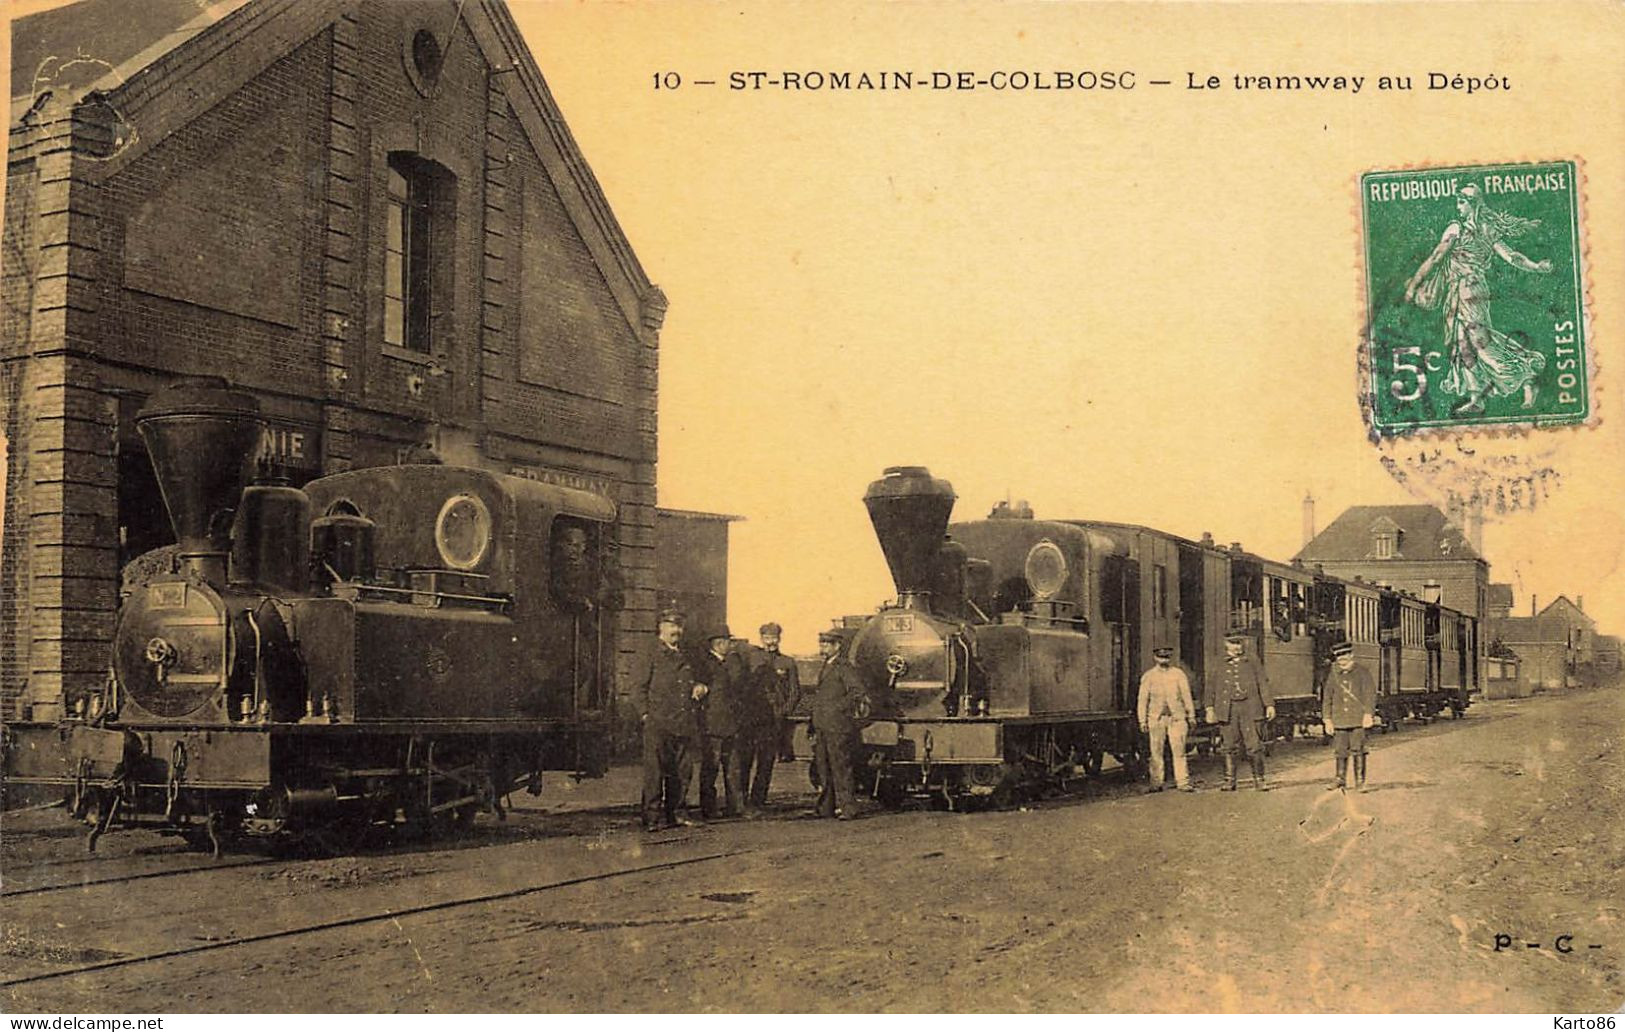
[1,0,1621,1016]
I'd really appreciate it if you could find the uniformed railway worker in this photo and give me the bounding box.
[1205,631,1276,791]
[629,609,704,831]
[1137,646,1197,792]
[1322,641,1377,791]
[741,621,800,812]
[809,629,870,820]
[692,626,748,818]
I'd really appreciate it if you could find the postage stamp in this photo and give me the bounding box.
[1362,160,1589,434]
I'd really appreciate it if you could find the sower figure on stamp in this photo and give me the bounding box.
[630,609,703,831]
[1205,631,1276,791]
[741,621,799,813]
[1138,646,1197,793]
[692,626,747,819]
[809,629,869,820]
[1403,182,1553,417]
[1323,641,1378,792]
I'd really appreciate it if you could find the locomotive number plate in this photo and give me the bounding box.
[883,614,915,634]
[150,583,188,608]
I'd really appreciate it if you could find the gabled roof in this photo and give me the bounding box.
[10,0,659,329]
[1539,595,1595,626]
[1295,505,1481,563]
[11,0,247,104]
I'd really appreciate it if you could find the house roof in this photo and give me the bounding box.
[1539,595,1595,626]
[657,507,744,523]
[1294,504,1482,563]
[10,0,246,103]
[1491,617,1543,643]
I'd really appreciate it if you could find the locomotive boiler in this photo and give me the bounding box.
[3,378,617,851]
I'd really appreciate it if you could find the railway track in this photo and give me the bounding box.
[1,857,283,899]
[2,848,750,988]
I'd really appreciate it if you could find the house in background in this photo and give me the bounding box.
[654,508,741,643]
[1490,595,1599,692]
[1295,504,1490,627]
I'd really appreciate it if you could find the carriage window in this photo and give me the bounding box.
[1267,578,1292,640]
[1290,582,1308,637]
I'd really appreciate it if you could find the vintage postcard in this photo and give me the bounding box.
[1,0,1621,1019]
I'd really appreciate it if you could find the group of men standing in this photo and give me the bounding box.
[628,611,801,831]
[1138,632,1376,793]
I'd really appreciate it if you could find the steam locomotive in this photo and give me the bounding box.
[3,378,618,851]
[796,466,1480,807]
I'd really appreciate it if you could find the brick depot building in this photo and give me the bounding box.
[2,0,668,719]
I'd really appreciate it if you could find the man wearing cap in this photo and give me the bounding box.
[1322,641,1377,791]
[692,626,748,819]
[741,621,800,812]
[1205,632,1276,791]
[809,629,869,820]
[629,609,704,830]
[1137,646,1197,792]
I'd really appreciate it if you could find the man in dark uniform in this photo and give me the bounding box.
[692,626,747,818]
[1205,631,1276,791]
[1322,641,1378,791]
[809,629,870,820]
[741,621,801,809]
[629,609,703,831]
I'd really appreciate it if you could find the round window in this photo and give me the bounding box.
[1024,539,1067,600]
[435,494,491,570]
[403,27,445,97]
[412,29,443,85]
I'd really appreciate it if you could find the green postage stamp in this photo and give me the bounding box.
[1362,160,1589,434]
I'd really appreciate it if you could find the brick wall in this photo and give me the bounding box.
[98,33,331,394]
[2,0,665,719]
[2,161,39,713]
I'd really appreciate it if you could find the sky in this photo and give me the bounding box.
[3,1,1621,654]
[505,1,1625,650]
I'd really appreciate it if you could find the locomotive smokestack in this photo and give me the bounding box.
[136,377,265,587]
[864,466,956,605]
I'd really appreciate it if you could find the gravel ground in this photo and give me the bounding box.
[3,682,1620,1013]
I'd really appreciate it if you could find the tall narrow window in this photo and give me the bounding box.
[384,153,448,354]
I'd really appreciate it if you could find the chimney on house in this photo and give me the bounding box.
[1531,594,1537,617]
[1577,596,1584,613]
[1302,492,1316,548]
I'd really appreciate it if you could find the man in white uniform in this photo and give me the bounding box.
[1137,646,1197,793]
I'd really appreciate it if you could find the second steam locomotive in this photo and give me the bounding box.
[797,466,1480,807]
